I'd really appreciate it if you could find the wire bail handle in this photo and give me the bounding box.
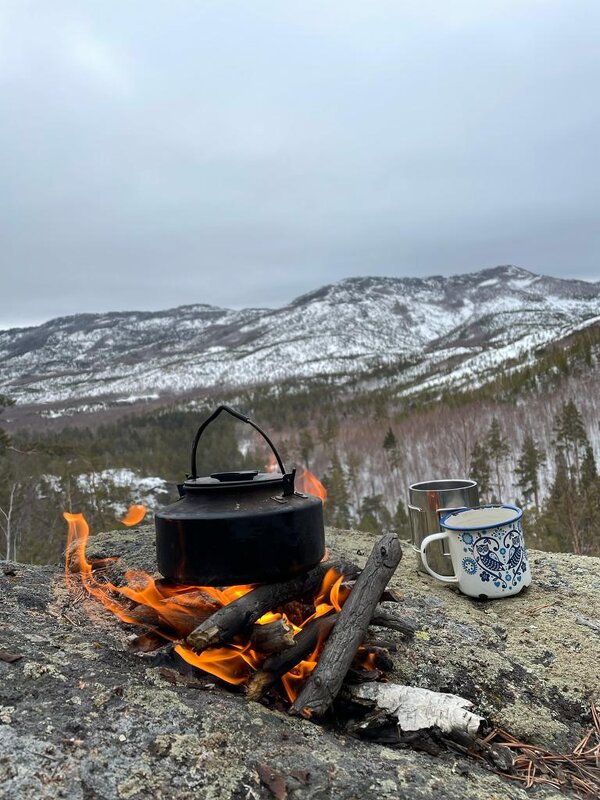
[189,405,290,489]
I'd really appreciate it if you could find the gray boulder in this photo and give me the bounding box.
[1,525,598,799]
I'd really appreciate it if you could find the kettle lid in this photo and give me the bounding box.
[182,469,291,492]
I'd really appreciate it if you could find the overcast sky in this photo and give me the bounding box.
[1,1,599,328]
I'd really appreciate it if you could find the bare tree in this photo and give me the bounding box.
[0,483,18,561]
[454,418,474,476]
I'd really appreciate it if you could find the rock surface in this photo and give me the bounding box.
[1,525,599,799]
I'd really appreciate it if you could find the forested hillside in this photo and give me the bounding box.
[1,322,598,564]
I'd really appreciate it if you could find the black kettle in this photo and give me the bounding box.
[155,406,325,585]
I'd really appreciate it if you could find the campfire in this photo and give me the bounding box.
[63,507,600,797]
[62,400,406,712]
[64,496,401,709]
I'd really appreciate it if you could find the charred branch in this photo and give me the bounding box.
[291,534,402,718]
[186,560,346,653]
[250,617,295,655]
[370,606,416,637]
[247,614,337,701]
[379,588,403,604]
[362,635,398,652]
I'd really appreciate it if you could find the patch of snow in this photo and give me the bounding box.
[1,267,598,408]
[478,279,498,287]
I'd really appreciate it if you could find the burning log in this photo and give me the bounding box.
[247,614,337,701]
[247,599,412,701]
[124,591,221,638]
[250,616,296,655]
[186,560,347,653]
[291,533,402,718]
[247,603,409,702]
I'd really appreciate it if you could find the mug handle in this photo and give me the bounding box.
[420,532,459,583]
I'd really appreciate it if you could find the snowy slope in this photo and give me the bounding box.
[1,265,599,408]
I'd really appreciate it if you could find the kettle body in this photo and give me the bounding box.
[154,406,326,585]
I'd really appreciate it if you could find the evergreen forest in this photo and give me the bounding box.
[1,323,599,564]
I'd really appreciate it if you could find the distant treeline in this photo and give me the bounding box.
[0,323,598,564]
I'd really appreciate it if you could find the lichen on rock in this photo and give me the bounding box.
[1,525,598,799]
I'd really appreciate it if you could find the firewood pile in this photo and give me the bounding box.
[78,530,410,714]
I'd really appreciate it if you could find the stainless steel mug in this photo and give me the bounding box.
[408,479,479,576]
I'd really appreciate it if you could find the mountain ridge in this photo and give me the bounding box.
[2,265,600,411]
[3,265,599,335]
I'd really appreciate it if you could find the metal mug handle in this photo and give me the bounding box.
[420,532,459,583]
[407,503,422,549]
[189,405,288,481]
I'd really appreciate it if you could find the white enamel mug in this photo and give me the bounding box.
[420,505,532,599]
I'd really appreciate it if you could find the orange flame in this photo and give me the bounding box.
[64,512,140,625]
[174,642,260,685]
[64,512,370,697]
[281,656,319,702]
[296,468,327,502]
[256,611,282,625]
[264,454,326,502]
[121,504,147,526]
[360,650,378,670]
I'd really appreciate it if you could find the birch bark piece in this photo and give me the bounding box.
[351,683,485,737]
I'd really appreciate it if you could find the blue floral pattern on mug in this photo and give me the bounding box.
[458,524,529,591]
[462,557,478,575]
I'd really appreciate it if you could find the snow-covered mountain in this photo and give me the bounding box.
[2,265,599,410]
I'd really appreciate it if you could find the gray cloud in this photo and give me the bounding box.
[1,0,599,327]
